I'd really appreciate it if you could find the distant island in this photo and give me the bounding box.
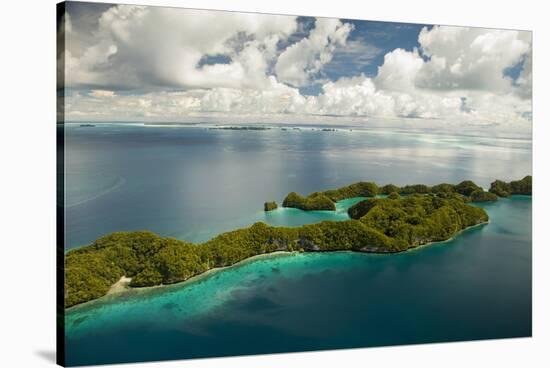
[65,176,531,308]
[79,124,96,127]
[208,126,271,131]
[143,122,199,126]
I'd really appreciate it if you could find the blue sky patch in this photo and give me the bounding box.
[198,54,232,67]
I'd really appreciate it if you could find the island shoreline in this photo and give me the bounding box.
[66,250,296,312]
[65,179,530,309]
[66,220,489,312]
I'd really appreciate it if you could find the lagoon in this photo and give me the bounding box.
[65,196,531,366]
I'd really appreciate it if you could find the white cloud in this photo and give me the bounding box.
[65,5,298,90]
[307,75,395,117]
[515,45,532,99]
[65,76,307,119]
[275,18,353,87]
[89,90,116,98]
[375,48,424,92]
[416,26,530,92]
[62,6,532,131]
[368,26,532,123]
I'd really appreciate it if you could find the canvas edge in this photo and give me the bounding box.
[56,1,67,366]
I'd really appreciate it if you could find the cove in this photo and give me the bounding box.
[65,196,531,366]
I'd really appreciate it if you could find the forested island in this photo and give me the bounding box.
[489,176,532,197]
[264,201,278,211]
[279,177,532,211]
[208,126,271,130]
[65,176,531,308]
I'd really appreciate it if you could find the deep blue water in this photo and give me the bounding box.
[65,196,531,366]
[63,123,532,366]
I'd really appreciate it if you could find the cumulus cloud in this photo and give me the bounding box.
[61,4,532,130]
[306,75,394,117]
[375,48,424,92]
[275,18,354,87]
[416,26,530,92]
[515,45,532,99]
[64,5,298,90]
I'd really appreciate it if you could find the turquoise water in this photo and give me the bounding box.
[65,196,531,366]
[63,124,531,365]
[63,123,531,248]
[262,196,367,227]
[66,196,366,339]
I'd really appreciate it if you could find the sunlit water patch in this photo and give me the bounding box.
[63,123,531,248]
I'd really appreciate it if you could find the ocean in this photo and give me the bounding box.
[63,123,531,248]
[63,123,532,366]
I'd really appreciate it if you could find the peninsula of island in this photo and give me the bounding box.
[65,176,531,308]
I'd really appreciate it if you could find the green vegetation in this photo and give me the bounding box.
[509,176,532,194]
[380,184,400,194]
[282,192,336,210]
[66,176,530,308]
[431,183,455,193]
[400,184,431,195]
[468,189,498,202]
[348,193,487,251]
[489,176,532,197]
[388,192,400,200]
[489,180,511,197]
[454,180,483,196]
[66,192,489,308]
[64,221,390,308]
[281,182,379,210]
[264,201,278,211]
[322,181,379,201]
[281,179,501,210]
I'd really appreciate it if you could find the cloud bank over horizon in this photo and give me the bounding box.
[59,3,532,131]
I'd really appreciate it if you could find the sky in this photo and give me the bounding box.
[58,2,532,132]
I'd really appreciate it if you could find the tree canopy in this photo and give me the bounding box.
[489,176,532,197]
[280,178,510,211]
[65,191,489,308]
[264,201,278,211]
[66,176,530,308]
[282,192,336,210]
